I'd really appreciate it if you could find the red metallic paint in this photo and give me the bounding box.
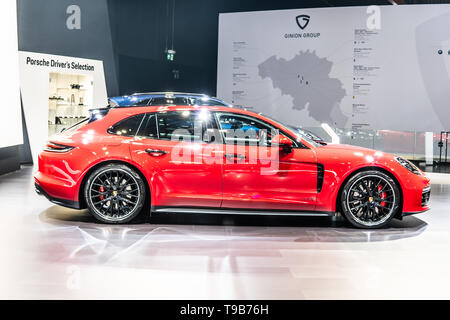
[34,105,430,216]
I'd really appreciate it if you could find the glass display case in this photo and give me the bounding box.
[48,72,94,136]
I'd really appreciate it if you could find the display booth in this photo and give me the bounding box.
[19,52,108,164]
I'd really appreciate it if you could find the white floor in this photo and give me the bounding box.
[0,166,449,299]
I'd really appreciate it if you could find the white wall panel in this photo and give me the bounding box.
[217,5,450,132]
[0,1,22,148]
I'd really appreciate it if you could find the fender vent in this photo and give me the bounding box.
[317,163,324,193]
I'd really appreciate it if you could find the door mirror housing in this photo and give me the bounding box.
[271,134,293,153]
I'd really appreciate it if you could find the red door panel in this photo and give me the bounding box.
[130,138,222,207]
[222,146,318,211]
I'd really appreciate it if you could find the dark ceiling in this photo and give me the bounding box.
[107,0,446,95]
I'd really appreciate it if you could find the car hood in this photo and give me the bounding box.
[317,143,374,152]
[314,143,396,164]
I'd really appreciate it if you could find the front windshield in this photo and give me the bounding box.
[261,114,324,147]
[287,126,324,147]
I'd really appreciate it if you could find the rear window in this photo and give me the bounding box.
[107,114,145,136]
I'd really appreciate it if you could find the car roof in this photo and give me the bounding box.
[109,104,241,114]
[131,92,208,97]
[108,92,231,107]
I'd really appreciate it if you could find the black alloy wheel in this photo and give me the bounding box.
[340,170,400,228]
[84,164,146,223]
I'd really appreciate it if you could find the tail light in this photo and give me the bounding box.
[44,142,74,153]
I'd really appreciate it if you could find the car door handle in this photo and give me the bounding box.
[225,154,246,159]
[145,149,167,156]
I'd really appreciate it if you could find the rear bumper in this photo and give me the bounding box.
[35,182,80,209]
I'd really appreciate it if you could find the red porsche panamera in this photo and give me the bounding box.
[34,104,431,228]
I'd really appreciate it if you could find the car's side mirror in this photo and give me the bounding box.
[271,134,293,153]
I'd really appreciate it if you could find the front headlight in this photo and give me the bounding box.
[395,157,421,175]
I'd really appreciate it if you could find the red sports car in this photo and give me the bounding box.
[34,103,431,228]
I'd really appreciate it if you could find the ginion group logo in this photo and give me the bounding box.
[296,14,310,30]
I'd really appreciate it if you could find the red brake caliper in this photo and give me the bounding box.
[378,184,386,206]
[99,185,105,200]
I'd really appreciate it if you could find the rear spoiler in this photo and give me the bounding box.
[108,98,120,108]
[88,106,111,123]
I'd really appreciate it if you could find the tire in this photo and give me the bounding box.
[340,170,400,229]
[84,163,146,224]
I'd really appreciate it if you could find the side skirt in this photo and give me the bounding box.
[151,206,336,217]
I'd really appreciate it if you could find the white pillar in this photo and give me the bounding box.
[321,123,340,144]
[425,132,434,166]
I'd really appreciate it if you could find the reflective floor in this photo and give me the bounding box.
[1,166,450,299]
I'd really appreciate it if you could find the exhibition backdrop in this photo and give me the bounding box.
[1,1,447,175]
[217,4,450,132]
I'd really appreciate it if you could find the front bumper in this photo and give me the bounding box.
[421,186,431,206]
[403,185,431,216]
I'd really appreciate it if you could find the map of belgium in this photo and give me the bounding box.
[258,50,347,126]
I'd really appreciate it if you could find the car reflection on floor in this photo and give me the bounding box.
[2,166,449,299]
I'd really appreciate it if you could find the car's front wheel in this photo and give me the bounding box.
[340,170,400,229]
[84,163,146,224]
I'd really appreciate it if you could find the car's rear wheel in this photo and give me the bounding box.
[340,170,400,229]
[84,164,146,224]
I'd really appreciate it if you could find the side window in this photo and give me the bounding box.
[157,110,218,142]
[137,113,158,139]
[217,114,278,146]
[107,114,145,136]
